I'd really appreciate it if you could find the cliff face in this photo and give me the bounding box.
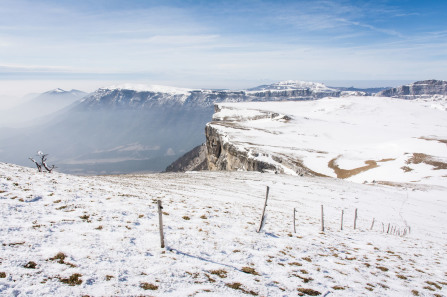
[164,144,208,172]
[377,80,447,98]
[205,125,279,173]
[205,105,314,175]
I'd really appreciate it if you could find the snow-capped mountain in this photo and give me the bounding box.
[79,81,344,110]
[43,88,87,97]
[2,80,447,175]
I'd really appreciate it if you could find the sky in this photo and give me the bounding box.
[1,0,447,98]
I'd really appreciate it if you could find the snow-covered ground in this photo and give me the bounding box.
[210,96,447,187]
[1,162,446,296]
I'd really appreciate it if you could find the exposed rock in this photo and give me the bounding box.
[205,125,278,173]
[205,118,314,176]
[377,80,447,98]
[79,81,344,111]
[164,144,208,172]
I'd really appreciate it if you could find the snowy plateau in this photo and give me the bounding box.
[206,96,447,187]
[1,91,447,296]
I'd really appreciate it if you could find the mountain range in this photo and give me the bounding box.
[0,80,445,175]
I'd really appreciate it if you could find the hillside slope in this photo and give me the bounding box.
[0,163,446,296]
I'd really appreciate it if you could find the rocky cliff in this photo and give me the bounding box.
[78,81,344,111]
[164,144,208,172]
[377,80,447,98]
[205,105,315,175]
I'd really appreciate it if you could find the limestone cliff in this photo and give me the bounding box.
[205,105,318,176]
[377,80,447,98]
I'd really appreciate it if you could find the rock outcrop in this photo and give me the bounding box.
[205,105,316,175]
[164,144,208,172]
[205,124,280,173]
[377,80,447,98]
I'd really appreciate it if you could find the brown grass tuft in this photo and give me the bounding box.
[297,287,321,296]
[226,282,258,296]
[59,273,82,286]
[241,267,259,275]
[407,153,447,170]
[210,269,227,278]
[140,282,158,290]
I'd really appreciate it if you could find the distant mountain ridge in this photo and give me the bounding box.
[2,80,447,175]
[377,80,447,98]
[79,80,347,110]
[0,88,87,127]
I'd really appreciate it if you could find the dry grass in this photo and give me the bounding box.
[209,269,227,278]
[426,281,442,290]
[418,137,447,144]
[401,166,413,172]
[0,272,6,278]
[302,257,312,262]
[226,282,258,296]
[59,273,82,286]
[140,282,158,290]
[328,157,378,179]
[377,266,389,272]
[48,252,77,267]
[297,287,321,296]
[241,267,259,275]
[407,153,447,170]
[332,286,345,290]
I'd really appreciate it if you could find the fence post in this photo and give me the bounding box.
[370,218,375,230]
[340,209,344,231]
[257,186,270,233]
[157,200,165,248]
[354,208,358,230]
[321,205,324,232]
[293,208,296,233]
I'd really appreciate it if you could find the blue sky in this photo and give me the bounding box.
[1,0,447,96]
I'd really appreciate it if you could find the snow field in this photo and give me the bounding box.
[1,163,446,296]
[210,96,447,187]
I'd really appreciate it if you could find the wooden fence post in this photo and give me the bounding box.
[157,200,165,248]
[354,208,358,230]
[257,186,270,233]
[340,210,344,231]
[293,208,296,233]
[321,205,324,232]
[370,218,375,230]
[387,223,390,234]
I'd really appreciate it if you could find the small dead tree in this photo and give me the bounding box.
[29,157,42,172]
[29,151,55,173]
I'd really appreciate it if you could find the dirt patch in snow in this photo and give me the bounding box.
[406,153,447,170]
[328,157,395,179]
[418,136,447,144]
